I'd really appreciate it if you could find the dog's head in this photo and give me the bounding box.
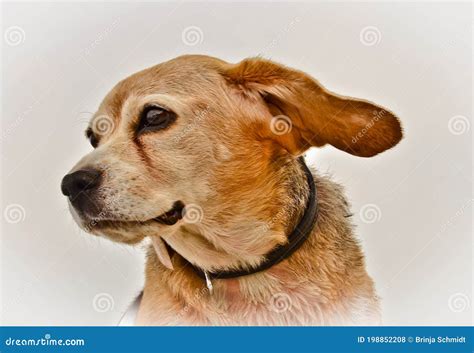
[61,55,402,267]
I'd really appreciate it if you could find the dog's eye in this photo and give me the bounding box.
[86,128,99,148]
[137,106,176,134]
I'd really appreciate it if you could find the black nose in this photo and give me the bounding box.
[61,169,102,199]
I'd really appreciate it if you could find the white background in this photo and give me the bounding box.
[1,1,472,325]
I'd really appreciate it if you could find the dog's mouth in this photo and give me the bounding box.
[81,200,186,229]
[152,200,185,226]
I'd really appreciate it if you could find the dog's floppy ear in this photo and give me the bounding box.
[223,58,402,157]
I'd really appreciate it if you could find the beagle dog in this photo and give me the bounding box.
[61,55,402,325]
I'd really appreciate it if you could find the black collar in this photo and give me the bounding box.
[191,157,318,281]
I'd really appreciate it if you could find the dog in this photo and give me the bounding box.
[61,55,402,325]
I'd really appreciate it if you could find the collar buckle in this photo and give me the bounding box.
[204,271,213,293]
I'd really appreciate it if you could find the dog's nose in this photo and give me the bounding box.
[61,169,102,199]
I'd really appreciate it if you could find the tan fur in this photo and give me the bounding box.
[64,55,402,325]
[136,173,380,325]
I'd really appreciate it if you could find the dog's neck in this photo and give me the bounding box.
[160,155,311,275]
[189,157,317,283]
[143,155,317,311]
[138,163,376,325]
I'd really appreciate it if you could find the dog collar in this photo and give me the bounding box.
[190,157,318,285]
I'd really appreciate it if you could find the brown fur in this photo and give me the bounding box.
[63,55,402,325]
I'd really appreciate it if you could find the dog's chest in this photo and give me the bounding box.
[176,292,379,326]
[175,289,325,325]
[141,280,342,325]
[137,278,380,326]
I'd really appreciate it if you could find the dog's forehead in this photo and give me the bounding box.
[93,55,226,123]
